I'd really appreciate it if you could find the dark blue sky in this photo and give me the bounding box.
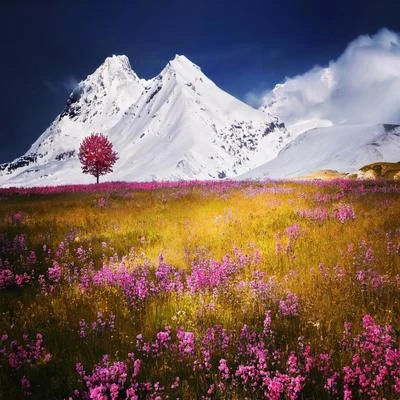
[1,0,400,163]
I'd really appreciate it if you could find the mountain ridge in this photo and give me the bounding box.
[0,54,289,187]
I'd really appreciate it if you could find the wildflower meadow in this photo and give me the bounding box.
[0,179,399,399]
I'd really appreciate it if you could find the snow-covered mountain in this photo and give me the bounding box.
[3,34,400,186]
[241,124,400,179]
[0,55,290,187]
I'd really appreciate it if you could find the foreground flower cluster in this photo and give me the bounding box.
[65,312,400,400]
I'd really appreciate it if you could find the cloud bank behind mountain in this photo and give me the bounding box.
[258,29,400,127]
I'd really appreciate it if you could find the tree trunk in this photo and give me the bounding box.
[96,162,99,184]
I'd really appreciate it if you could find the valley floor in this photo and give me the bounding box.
[0,180,399,399]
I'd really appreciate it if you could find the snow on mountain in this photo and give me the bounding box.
[108,55,289,181]
[0,55,289,187]
[241,124,400,179]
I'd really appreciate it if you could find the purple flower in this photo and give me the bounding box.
[332,203,356,223]
[278,292,300,317]
[47,261,62,283]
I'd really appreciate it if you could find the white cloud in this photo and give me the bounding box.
[44,76,78,93]
[259,28,400,126]
[61,76,79,91]
[244,88,265,107]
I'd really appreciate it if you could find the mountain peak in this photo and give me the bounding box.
[157,54,205,86]
[171,54,196,64]
[88,54,140,85]
[0,53,289,187]
[102,54,131,69]
[166,54,201,73]
[57,54,145,124]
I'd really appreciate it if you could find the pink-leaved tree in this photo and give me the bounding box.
[78,133,118,184]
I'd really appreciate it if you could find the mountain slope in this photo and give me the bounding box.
[0,55,289,187]
[241,124,400,179]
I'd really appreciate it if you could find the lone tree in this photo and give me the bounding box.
[78,133,118,184]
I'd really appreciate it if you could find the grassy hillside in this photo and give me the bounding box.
[359,161,400,179]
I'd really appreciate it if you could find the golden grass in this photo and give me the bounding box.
[0,180,399,398]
